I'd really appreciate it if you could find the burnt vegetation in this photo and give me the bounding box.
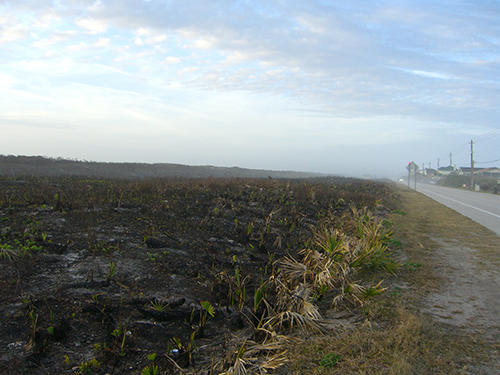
[0,176,401,374]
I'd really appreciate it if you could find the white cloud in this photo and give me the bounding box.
[0,24,30,43]
[31,10,61,29]
[114,50,155,62]
[164,56,181,64]
[177,67,200,75]
[411,70,452,80]
[144,34,167,45]
[392,67,453,80]
[137,28,150,36]
[295,15,328,35]
[0,73,16,87]
[42,49,60,59]
[66,42,88,51]
[187,36,219,50]
[93,38,111,47]
[32,30,78,48]
[1,0,500,176]
[224,51,257,64]
[66,38,110,51]
[74,18,108,34]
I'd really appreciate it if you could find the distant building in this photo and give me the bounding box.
[459,167,500,178]
[437,166,455,175]
[418,168,437,176]
[458,167,472,175]
[476,167,500,179]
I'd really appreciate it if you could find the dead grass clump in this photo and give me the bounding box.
[286,298,470,374]
[285,184,499,374]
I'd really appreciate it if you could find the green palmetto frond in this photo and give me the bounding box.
[352,206,394,249]
[150,299,169,312]
[362,279,388,298]
[314,227,346,256]
[201,301,215,317]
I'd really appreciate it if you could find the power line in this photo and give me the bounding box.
[475,128,500,143]
[447,142,470,159]
[475,158,500,164]
[426,129,500,172]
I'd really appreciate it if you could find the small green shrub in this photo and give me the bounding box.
[320,352,341,367]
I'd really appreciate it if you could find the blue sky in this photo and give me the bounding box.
[1,0,499,178]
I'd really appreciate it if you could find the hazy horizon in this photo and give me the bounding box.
[1,1,499,179]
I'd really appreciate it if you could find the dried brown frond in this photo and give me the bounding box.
[244,351,289,374]
[220,357,248,375]
[0,247,19,261]
[332,281,366,307]
[274,282,308,312]
[245,339,286,355]
[299,248,324,266]
[219,333,292,375]
[302,299,322,320]
[264,310,324,334]
[278,256,310,285]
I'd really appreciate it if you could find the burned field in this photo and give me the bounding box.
[0,176,399,374]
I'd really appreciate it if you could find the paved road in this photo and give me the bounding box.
[401,182,500,237]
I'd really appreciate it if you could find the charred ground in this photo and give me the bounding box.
[0,176,398,374]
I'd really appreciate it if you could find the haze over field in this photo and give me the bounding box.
[1,0,499,178]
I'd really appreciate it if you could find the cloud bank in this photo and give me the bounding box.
[0,0,499,177]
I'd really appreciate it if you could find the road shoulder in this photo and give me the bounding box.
[391,186,500,374]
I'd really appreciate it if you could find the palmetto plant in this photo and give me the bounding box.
[253,278,268,313]
[200,300,215,329]
[266,280,324,333]
[226,267,249,312]
[25,310,38,351]
[106,262,117,284]
[218,338,290,375]
[150,299,169,312]
[275,206,397,311]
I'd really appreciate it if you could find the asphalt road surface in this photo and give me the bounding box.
[401,182,500,237]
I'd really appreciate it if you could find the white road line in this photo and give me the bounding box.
[418,188,500,220]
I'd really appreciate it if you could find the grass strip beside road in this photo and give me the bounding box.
[287,185,500,374]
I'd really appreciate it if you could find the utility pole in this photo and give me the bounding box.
[437,158,440,170]
[470,140,474,190]
[449,152,453,168]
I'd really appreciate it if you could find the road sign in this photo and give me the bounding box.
[406,161,418,174]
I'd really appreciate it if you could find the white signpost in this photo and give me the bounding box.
[406,161,419,191]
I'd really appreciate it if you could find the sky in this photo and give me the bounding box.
[1,0,499,178]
